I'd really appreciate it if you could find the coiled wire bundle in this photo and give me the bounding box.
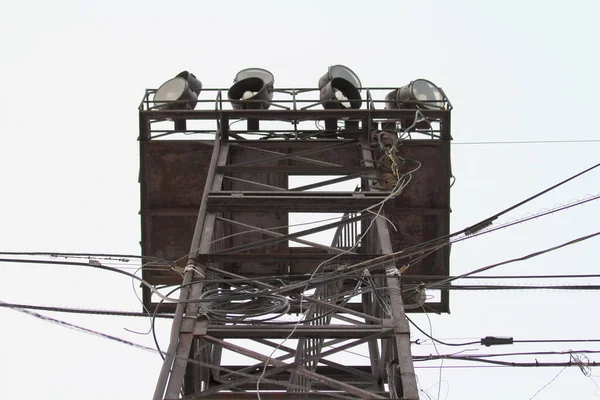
[198,288,290,323]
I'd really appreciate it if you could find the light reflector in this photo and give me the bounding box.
[153,71,202,110]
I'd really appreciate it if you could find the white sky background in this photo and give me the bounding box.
[1,0,599,398]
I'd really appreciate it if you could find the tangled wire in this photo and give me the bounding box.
[198,288,290,323]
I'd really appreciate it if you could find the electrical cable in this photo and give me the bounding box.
[516,339,600,345]
[413,355,599,368]
[528,366,568,399]
[374,191,600,281]
[178,135,417,264]
[0,251,170,264]
[461,160,600,235]
[0,302,173,318]
[1,154,587,396]
[414,350,600,360]
[420,305,444,400]
[453,139,600,145]
[406,315,480,347]
[424,230,600,290]
[4,215,595,324]
[257,156,421,397]
[1,300,353,400]
[263,191,600,297]
[0,194,600,288]
[453,193,600,243]
[153,272,600,283]
[3,150,596,319]
[0,299,162,354]
[429,284,600,291]
[0,257,204,304]
[400,273,600,281]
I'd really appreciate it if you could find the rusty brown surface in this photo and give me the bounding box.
[143,141,213,208]
[140,141,212,289]
[388,213,450,281]
[393,141,451,208]
[139,125,451,312]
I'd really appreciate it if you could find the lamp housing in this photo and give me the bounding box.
[385,79,445,110]
[228,68,274,110]
[153,71,202,110]
[318,65,362,110]
[385,79,446,130]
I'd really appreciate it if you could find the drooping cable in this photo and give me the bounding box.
[0,302,173,318]
[1,300,354,400]
[462,160,600,235]
[424,231,600,290]
[406,315,480,347]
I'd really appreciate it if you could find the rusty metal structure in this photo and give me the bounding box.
[139,71,452,400]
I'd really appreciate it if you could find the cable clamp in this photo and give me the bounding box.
[184,260,196,273]
[185,261,205,278]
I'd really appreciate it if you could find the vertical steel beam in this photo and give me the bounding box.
[153,135,227,400]
[360,137,419,399]
[163,142,229,399]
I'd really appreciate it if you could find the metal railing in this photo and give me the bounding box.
[139,86,453,112]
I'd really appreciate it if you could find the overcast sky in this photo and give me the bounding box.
[1,1,600,399]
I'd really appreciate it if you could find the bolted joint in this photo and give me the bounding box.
[382,318,409,335]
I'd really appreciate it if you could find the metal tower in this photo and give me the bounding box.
[138,73,452,400]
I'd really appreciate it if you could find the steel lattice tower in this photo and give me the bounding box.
[138,78,452,400]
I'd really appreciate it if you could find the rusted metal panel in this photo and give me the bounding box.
[143,141,213,208]
[229,140,363,168]
[225,143,289,276]
[393,141,451,209]
[388,213,450,281]
[138,109,452,316]
[140,141,213,288]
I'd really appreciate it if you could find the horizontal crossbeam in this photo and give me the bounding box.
[201,325,392,339]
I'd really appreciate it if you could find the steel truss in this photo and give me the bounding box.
[139,92,451,399]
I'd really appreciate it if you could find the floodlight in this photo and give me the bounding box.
[153,71,202,110]
[227,68,275,110]
[385,79,446,130]
[385,79,445,111]
[318,65,362,110]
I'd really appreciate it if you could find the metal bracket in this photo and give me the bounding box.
[193,317,208,336]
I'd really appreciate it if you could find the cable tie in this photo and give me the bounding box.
[184,261,205,278]
[464,218,497,236]
[480,336,514,347]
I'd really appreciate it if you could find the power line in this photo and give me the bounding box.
[453,139,600,145]
[415,350,600,359]
[456,193,600,242]
[424,231,600,290]
[311,176,600,290]
[1,299,161,354]
[0,258,191,304]
[408,314,600,348]
[1,191,598,301]
[415,351,600,361]
[413,337,600,347]
[8,300,598,369]
[0,300,357,400]
[529,366,568,399]
[406,315,480,347]
[0,251,169,264]
[401,274,600,281]
[433,284,600,291]
[0,302,174,318]
[414,355,599,368]
[461,161,600,235]
[516,339,600,345]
